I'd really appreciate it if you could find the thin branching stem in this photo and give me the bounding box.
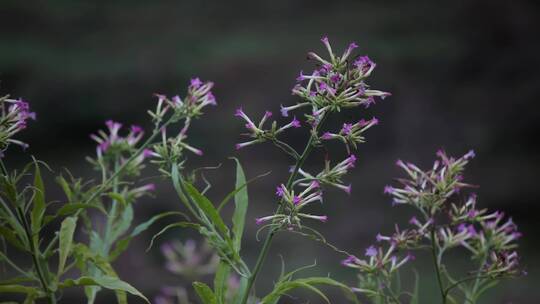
[238,114,327,304]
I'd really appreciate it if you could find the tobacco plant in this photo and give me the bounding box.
[0,36,524,304]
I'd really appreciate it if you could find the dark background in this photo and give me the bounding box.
[1,0,539,303]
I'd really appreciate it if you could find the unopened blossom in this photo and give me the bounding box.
[0,96,36,151]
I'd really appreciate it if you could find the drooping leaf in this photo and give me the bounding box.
[230,158,248,252]
[59,276,148,303]
[146,221,201,252]
[109,211,188,261]
[193,281,217,304]
[58,217,77,276]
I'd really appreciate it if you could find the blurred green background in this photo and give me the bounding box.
[1,0,539,303]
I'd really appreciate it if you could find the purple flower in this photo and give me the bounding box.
[190,77,203,89]
[330,74,342,84]
[276,185,286,197]
[384,185,395,194]
[464,149,476,160]
[341,123,353,135]
[365,245,377,257]
[290,116,301,128]
[280,105,289,117]
[321,132,333,140]
[296,70,307,82]
[131,125,143,134]
[363,96,376,108]
[321,36,329,44]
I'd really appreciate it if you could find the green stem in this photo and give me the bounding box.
[102,158,120,254]
[470,253,488,300]
[238,115,327,304]
[16,207,56,304]
[430,228,446,304]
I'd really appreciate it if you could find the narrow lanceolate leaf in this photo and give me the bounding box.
[192,281,217,304]
[184,182,230,237]
[58,216,77,276]
[260,277,358,304]
[58,276,149,303]
[30,162,46,241]
[230,158,248,252]
[214,262,231,304]
[0,284,43,297]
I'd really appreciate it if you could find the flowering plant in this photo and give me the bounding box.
[0,37,524,304]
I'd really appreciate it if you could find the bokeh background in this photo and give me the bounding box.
[1,0,539,303]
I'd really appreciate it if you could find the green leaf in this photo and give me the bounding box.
[232,276,248,304]
[109,211,188,261]
[72,243,127,304]
[193,281,217,304]
[260,277,358,304]
[58,217,77,276]
[0,225,25,251]
[214,262,231,304]
[109,205,133,244]
[44,203,105,225]
[183,182,229,237]
[0,284,43,297]
[230,158,248,253]
[146,222,201,252]
[59,276,148,303]
[30,161,46,242]
[56,176,73,202]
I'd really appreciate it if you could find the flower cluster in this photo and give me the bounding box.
[149,78,216,171]
[286,36,390,126]
[89,120,151,178]
[344,150,524,302]
[236,37,389,230]
[149,78,216,125]
[0,96,36,152]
